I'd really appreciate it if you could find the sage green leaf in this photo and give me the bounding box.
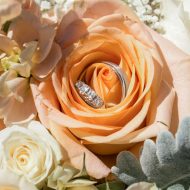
[112,117,190,189]
[167,184,185,190]
[111,151,146,185]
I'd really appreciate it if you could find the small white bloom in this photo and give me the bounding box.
[136,6,146,14]
[40,1,51,11]
[0,169,37,190]
[145,4,152,14]
[154,8,161,15]
[142,0,149,5]
[151,15,159,22]
[0,121,63,188]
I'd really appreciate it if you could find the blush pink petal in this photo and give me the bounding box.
[7,10,62,79]
[32,42,62,80]
[0,0,22,27]
[8,10,58,63]
[2,78,36,124]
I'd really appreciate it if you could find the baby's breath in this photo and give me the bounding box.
[123,0,165,33]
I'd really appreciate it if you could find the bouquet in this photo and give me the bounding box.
[0,0,190,189]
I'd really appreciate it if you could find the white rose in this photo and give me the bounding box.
[0,169,37,190]
[161,0,190,54]
[0,121,63,188]
[179,0,190,31]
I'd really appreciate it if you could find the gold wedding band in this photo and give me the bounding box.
[75,62,128,109]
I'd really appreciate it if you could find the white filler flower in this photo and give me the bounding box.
[0,169,38,190]
[0,121,63,188]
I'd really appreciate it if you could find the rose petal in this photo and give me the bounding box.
[56,0,139,48]
[149,28,190,134]
[30,80,110,179]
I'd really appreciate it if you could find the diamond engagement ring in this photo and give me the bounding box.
[75,62,128,109]
[75,81,104,108]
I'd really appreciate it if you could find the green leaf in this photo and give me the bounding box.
[112,117,190,189]
[96,181,126,190]
[167,184,185,190]
[74,153,89,179]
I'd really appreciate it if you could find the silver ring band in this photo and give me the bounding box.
[102,61,128,101]
[75,62,128,109]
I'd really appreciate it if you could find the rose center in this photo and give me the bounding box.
[79,62,123,108]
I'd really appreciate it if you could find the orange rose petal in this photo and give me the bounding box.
[0,120,5,130]
[73,0,138,21]
[30,80,110,179]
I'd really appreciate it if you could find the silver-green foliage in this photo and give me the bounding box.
[112,118,190,190]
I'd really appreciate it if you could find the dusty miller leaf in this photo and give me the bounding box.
[112,117,190,189]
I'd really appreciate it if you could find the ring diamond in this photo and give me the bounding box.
[75,81,104,109]
[75,61,128,109]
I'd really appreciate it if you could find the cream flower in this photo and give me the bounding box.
[160,0,190,54]
[0,169,37,190]
[179,0,190,32]
[48,165,97,190]
[0,120,63,188]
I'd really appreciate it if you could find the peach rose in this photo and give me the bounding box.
[31,0,190,179]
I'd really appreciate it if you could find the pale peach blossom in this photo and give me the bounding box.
[0,0,22,27]
[31,0,190,179]
[0,1,62,124]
